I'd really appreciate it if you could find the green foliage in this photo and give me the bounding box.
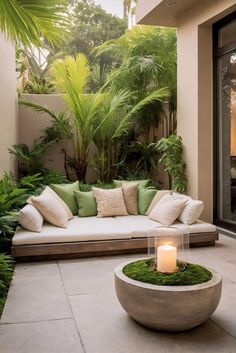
[157,134,187,193]
[51,54,169,182]
[123,258,212,286]
[23,76,55,94]
[95,25,177,140]
[68,0,127,56]
[9,142,52,176]
[0,254,14,316]
[0,0,69,47]
[0,171,67,239]
[122,141,160,180]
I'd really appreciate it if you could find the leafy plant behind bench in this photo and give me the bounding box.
[157,134,187,193]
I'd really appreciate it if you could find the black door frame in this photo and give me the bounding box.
[213,11,236,231]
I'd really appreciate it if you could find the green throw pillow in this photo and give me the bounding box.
[138,187,157,215]
[51,181,80,215]
[113,179,153,188]
[74,190,97,217]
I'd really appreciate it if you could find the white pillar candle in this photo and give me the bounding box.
[157,244,177,273]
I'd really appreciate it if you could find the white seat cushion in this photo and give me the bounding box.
[12,215,217,246]
[12,217,131,246]
[115,216,216,238]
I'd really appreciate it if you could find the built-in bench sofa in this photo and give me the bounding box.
[11,215,218,261]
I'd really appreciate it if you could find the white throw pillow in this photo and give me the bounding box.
[172,192,204,225]
[30,193,68,228]
[92,187,128,217]
[178,199,204,225]
[28,186,73,220]
[148,193,187,227]
[18,204,43,232]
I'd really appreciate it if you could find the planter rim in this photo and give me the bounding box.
[115,258,222,292]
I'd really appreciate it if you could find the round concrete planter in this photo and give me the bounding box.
[114,259,222,332]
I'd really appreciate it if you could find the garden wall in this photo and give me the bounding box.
[0,34,17,177]
[18,94,97,182]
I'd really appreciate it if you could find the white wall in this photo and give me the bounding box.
[0,34,17,177]
[177,0,236,222]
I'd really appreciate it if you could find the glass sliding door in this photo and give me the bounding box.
[214,12,236,230]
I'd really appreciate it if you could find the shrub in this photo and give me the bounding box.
[0,254,14,316]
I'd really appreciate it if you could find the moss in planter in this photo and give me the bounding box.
[123,258,212,286]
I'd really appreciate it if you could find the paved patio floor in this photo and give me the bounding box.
[1,234,236,353]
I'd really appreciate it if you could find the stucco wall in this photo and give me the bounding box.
[177,0,236,222]
[19,94,97,182]
[0,34,17,177]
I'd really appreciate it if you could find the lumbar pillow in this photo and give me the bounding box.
[113,179,153,188]
[138,187,157,215]
[92,187,128,217]
[122,181,139,215]
[51,181,80,215]
[74,190,97,217]
[18,204,43,232]
[146,190,171,215]
[30,193,68,228]
[178,198,204,225]
[148,193,187,226]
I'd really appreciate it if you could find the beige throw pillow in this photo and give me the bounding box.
[148,193,186,227]
[122,181,138,215]
[19,204,43,232]
[92,187,128,217]
[146,190,171,215]
[30,193,68,228]
[28,186,73,220]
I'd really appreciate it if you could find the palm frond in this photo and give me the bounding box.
[0,0,69,47]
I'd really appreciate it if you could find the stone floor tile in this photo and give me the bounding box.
[0,319,84,353]
[14,261,59,279]
[212,280,236,338]
[59,256,129,280]
[64,274,114,295]
[69,291,236,353]
[1,275,71,323]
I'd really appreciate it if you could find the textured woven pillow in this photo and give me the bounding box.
[92,187,128,217]
[30,193,68,228]
[122,181,139,215]
[19,204,43,232]
[146,190,171,215]
[148,193,186,227]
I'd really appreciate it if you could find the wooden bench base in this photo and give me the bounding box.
[11,231,219,262]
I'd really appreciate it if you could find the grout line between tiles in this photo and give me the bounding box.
[57,261,87,353]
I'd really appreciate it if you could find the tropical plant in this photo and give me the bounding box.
[0,0,69,47]
[157,134,187,193]
[92,89,168,182]
[95,25,177,139]
[23,76,55,94]
[121,141,160,180]
[0,254,14,315]
[9,143,48,176]
[20,53,169,182]
[17,103,74,179]
[0,171,67,239]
